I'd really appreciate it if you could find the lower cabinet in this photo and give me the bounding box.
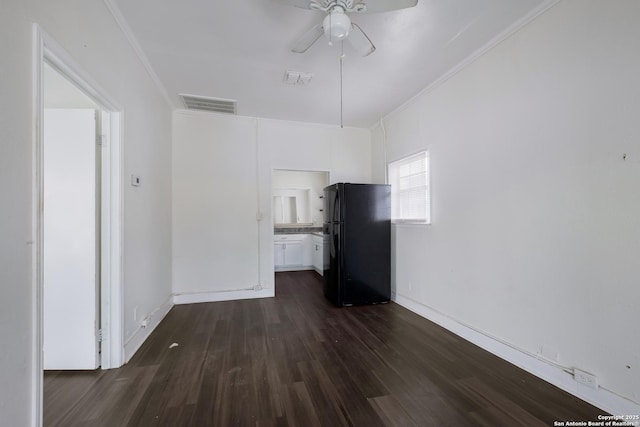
[274,241,303,268]
[274,243,284,266]
[274,234,321,273]
[312,235,324,276]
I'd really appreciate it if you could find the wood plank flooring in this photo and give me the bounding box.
[44,271,604,426]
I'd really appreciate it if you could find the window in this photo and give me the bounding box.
[388,151,430,224]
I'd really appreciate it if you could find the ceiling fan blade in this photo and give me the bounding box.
[347,23,376,56]
[352,0,418,14]
[291,23,324,53]
[273,0,316,10]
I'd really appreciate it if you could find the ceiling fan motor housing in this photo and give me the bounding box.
[323,9,352,41]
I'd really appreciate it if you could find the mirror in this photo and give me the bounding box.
[273,188,310,225]
[273,170,329,226]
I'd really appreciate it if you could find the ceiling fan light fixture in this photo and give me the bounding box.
[323,11,351,41]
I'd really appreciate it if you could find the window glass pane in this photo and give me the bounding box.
[387,151,430,223]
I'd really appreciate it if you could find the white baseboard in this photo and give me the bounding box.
[173,287,275,305]
[121,288,274,362]
[394,294,640,417]
[123,296,173,363]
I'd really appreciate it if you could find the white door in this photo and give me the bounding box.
[43,108,100,370]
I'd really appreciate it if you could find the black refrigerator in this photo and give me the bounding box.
[323,183,391,306]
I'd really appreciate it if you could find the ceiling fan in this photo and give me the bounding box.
[277,0,418,56]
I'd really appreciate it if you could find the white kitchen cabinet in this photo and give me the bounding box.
[274,242,302,268]
[274,234,309,271]
[284,242,303,266]
[274,242,285,266]
[311,235,324,275]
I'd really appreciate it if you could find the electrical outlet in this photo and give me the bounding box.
[574,369,598,389]
[134,306,138,321]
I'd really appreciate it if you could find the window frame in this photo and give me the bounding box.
[387,150,431,225]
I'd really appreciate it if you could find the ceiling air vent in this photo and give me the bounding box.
[283,70,313,86]
[180,94,237,114]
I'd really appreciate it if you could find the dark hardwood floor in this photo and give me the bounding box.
[45,271,604,426]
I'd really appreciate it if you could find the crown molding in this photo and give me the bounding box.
[173,108,368,132]
[381,0,561,124]
[103,0,177,109]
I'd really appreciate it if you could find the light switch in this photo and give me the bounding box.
[131,174,142,187]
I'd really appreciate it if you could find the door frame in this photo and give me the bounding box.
[32,24,124,425]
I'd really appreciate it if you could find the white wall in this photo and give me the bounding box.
[374,0,640,411]
[0,1,172,424]
[370,123,387,185]
[172,113,260,299]
[172,111,371,300]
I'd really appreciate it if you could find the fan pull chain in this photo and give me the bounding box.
[340,40,344,128]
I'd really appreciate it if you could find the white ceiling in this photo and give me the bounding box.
[112,0,550,128]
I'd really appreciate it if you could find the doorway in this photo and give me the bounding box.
[272,169,329,277]
[272,170,329,228]
[43,63,103,369]
[33,25,124,425]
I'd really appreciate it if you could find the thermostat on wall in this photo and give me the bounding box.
[131,174,142,187]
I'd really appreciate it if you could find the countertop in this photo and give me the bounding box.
[274,226,323,235]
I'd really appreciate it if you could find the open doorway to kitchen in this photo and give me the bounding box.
[272,170,329,278]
